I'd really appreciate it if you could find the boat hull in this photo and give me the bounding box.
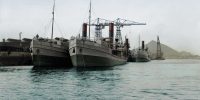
[127,55,136,62]
[69,38,126,67]
[154,57,165,60]
[71,54,126,67]
[31,39,72,68]
[0,39,32,66]
[32,55,71,67]
[136,57,151,62]
[0,52,32,66]
[136,50,151,62]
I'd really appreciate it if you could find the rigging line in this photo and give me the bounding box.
[44,19,52,38]
[54,21,64,38]
[77,0,94,37]
[77,0,96,37]
[76,9,88,36]
[77,25,82,36]
[79,0,92,25]
[35,17,52,38]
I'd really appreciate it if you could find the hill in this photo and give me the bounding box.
[146,40,200,59]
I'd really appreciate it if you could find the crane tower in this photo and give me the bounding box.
[89,18,111,39]
[114,18,146,46]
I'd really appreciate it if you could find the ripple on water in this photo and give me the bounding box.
[0,59,200,99]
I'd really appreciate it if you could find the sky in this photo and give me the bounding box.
[0,0,200,55]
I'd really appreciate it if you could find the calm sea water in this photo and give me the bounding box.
[0,59,200,100]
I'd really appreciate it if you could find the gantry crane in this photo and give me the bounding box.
[88,18,146,45]
[89,18,111,39]
[114,18,146,46]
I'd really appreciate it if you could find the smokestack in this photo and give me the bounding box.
[126,38,128,44]
[109,23,114,48]
[126,38,129,48]
[82,23,87,38]
[142,41,145,50]
[109,23,114,39]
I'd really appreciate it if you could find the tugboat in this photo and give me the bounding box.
[0,36,32,66]
[127,50,136,62]
[30,0,72,67]
[136,41,151,62]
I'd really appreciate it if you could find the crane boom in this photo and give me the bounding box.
[114,18,146,47]
[87,18,146,45]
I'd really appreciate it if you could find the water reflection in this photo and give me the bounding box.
[1,59,200,99]
[30,67,72,83]
[0,66,32,72]
[71,66,122,100]
[76,66,115,72]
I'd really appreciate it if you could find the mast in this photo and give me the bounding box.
[19,32,22,47]
[88,0,91,39]
[51,0,55,40]
[138,34,140,49]
[19,32,22,41]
